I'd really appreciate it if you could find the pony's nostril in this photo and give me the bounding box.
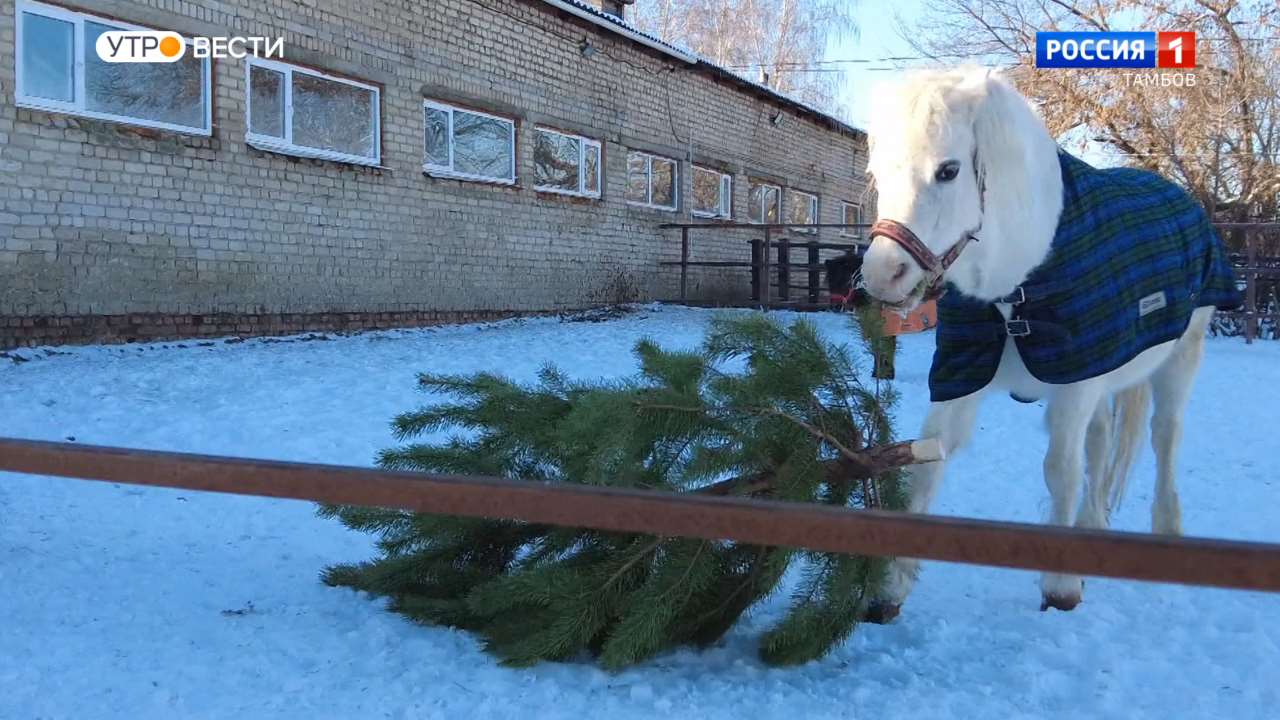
[892,262,909,282]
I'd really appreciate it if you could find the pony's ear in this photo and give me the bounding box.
[959,71,1033,206]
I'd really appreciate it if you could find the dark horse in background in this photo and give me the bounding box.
[824,249,896,379]
[823,250,870,309]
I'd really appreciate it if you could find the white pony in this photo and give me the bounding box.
[858,69,1229,616]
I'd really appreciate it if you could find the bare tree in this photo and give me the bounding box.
[631,0,857,116]
[899,0,1279,222]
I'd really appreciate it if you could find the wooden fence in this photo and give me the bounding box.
[1217,222,1280,343]
[661,222,1280,340]
[3,437,1280,593]
[659,222,869,309]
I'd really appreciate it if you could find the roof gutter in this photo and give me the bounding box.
[539,0,699,64]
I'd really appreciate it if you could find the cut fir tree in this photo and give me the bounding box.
[320,311,926,669]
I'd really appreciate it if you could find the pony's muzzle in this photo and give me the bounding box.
[862,237,925,308]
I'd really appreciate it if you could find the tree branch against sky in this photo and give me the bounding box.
[631,0,858,117]
[897,0,1279,220]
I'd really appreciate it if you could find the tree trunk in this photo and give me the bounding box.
[701,438,942,497]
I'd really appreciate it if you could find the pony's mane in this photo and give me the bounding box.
[867,68,981,149]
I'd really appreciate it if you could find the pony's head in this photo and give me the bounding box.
[860,69,1056,310]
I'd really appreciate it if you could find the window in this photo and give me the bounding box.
[534,128,601,198]
[692,166,732,219]
[748,180,781,224]
[245,58,381,165]
[786,190,819,232]
[625,151,678,211]
[14,1,211,135]
[841,202,864,239]
[424,101,516,184]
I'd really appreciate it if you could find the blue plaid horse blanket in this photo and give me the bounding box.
[929,151,1242,402]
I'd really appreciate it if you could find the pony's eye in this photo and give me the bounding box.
[934,160,961,183]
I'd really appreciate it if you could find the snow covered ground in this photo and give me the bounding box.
[2,305,1278,719]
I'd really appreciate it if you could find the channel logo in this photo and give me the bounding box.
[1036,31,1196,69]
[95,31,185,63]
[95,31,284,61]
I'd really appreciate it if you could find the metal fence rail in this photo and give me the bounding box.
[3,437,1280,592]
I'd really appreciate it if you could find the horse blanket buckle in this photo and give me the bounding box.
[999,286,1026,305]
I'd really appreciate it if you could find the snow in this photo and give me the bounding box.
[2,304,1278,719]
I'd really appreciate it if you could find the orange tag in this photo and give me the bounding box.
[882,300,937,336]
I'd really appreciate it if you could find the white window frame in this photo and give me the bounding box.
[787,190,819,233]
[747,179,781,224]
[533,127,602,198]
[626,151,679,212]
[423,100,517,185]
[244,57,382,166]
[691,166,733,219]
[840,202,864,239]
[14,0,212,136]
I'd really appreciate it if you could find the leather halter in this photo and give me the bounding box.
[869,152,987,301]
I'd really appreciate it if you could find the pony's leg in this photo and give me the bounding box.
[1075,396,1113,530]
[1041,382,1105,610]
[1148,312,1209,535]
[866,392,983,622]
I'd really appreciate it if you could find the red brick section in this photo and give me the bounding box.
[0,310,546,349]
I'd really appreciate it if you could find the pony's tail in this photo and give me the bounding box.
[1105,383,1151,514]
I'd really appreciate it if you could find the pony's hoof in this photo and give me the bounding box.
[862,601,901,624]
[1040,594,1082,612]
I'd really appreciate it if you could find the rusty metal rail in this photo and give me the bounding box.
[3,438,1280,592]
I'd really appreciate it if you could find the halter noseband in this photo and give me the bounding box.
[868,151,987,302]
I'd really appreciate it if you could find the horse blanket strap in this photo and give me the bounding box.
[937,316,1072,345]
[928,151,1243,403]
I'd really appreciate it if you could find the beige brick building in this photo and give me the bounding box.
[0,0,870,348]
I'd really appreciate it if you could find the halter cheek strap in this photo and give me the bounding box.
[867,220,940,276]
[868,220,980,301]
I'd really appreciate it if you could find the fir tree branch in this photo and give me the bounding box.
[635,400,868,467]
[754,406,866,465]
[684,546,774,629]
[656,541,709,603]
[602,537,666,589]
[699,471,775,496]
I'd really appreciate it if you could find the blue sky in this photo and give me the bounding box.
[828,1,1114,165]
[832,0,926,129]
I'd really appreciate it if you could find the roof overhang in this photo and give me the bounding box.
[539,0,699,64]
[536,0,864,140]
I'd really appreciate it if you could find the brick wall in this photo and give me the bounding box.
[0,0,870,349]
